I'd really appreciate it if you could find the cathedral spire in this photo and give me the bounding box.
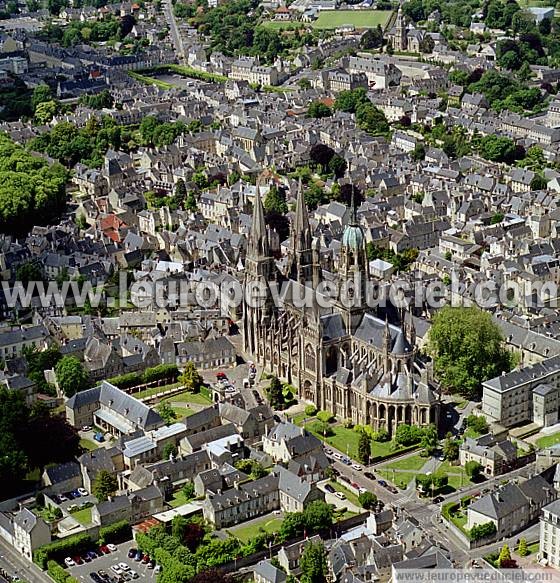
[248,184,269,258]
[294,178,312,252]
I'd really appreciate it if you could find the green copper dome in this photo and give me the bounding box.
[342,224,365,250]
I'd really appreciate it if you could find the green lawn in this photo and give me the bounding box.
[163,390,212,406]
[80,438,98,451]
[71,507,92,525]
[260,20,307,30]
[133,382,181,400]
[312,9,392,29]
[526,542,540,555]
[228,516,283,542]
[380,453,426,472]
[169,490,193,508]
[377,469,416,489]
[330,480,360,507]
[169,406,196,418]
[536,430,560,449]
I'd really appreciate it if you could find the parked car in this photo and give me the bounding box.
[87,551,98,560]
[364,472,375,480]
[73,557,83,565]
[334,492,346,500]
[433,496,444,504]
[127,549,137,559]
[90,572,102,583]
[94,433,105,443]
[352,464,362,471]
[141,555,150,564]
[216,372,227,380]
[129,572,138,580]
[78,488,89,496]
[331,467,340,477]
[65,558,76,567]
[83,555,92,563]
[378,480,387,487]
[359,487,368,495]
[59,494,68,502]
[148,561,155,570]
[82,425,92,432]
[324,484,335,493]
[99,546,109,555]
[110,566,122,575]
[107,544,117,552]
[70,490,81,498]
[134,551,142,562]
[98,571,109,581]
[118,563,129,572]
[340,475,351,484]
[154,566,162,574]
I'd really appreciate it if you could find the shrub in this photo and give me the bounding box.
[470,522,496,541]
[143,364,179,384]
[98,520,131,545]
[310,420,334,437]
[441,502,459,521]
[47,561,78,583]
[371,428,390,442]
[34,533,92,569]
[316,410,334,423]
[305,405,318,417]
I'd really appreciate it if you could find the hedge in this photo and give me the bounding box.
[98,520,131,545]
[441,502,459,522]
[47,561,79,583]
[470,521,496,541]
[108,364,179,390]
[34,533,92,569]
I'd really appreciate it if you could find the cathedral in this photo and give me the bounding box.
[242,182,441,436]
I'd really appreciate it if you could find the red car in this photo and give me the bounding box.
[216,372,227,380]
[73,557,83,565]
[142,555,150,564]
[98,546,109,555]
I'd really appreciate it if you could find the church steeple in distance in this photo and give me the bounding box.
[248,184,269,258]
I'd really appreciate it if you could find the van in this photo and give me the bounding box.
[243,378,250,388]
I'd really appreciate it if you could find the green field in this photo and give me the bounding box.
[79,438,98,451]
[377,469,416,489]
[312,10,392,29]
[71,507,92,525]
[536,430,560,449]
[260,20,308,30]
[380,453,426,472]
[228,516,283,542]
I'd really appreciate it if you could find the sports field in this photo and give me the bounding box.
[312,9,392,29]
[261,9,392,30]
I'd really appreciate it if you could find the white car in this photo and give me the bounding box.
[107,544,117,552]
[358,487,368,495]
[129,571,139,579]
[334,491,346,500]
[64,558,76,567]
[82,425,92,431]
[118,563,130,571]
[352,464,362,471]
[333,453,343,461]
[111,565,122,575]
[77,488,89,496]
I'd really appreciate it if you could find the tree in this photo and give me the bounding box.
[300,541,328,583]
[466,414,489,435]
[539,17,551,35]
[465,460,483,481]
[427,306,514,398]
[394,424,422,446]
[34,100,57,124]
[175,178,187,201]
[358,491,377,509]
[264,185,288,214]
[360,25,383,49]
[334,87,369,113]
[157,402,177,425]
[358,430,371,464]
[32,84,53,110]
[419,35,435,53]
[498,544,511,566]
[443,436,459,461]
[267,376,284,408]
[190,569,232,583]
[356,102,389,135]
[179,362,203,393]
[308,101,332,118]
[55,356,89,397]
[327,154,346,179]
[421,424,439,456]
[309,143,335,173]
[530,174,548,191]
[182,481,195,500]
[298,78,311,90]
[517,538,529,556]
[162,443,177,459]
[303,500,333,533]
[279,511,306,541]
[92,470,118,502]
[478,135,518,163]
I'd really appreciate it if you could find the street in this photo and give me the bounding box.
[162,0,185,62]
[0,537,52,583]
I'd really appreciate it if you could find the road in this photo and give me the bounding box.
[162,0,185,63]
[0,537,52,583]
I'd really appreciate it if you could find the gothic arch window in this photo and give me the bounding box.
[305,344,316,372]
[325,346,338,376]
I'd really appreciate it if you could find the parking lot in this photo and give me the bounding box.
[68,541,157,583]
